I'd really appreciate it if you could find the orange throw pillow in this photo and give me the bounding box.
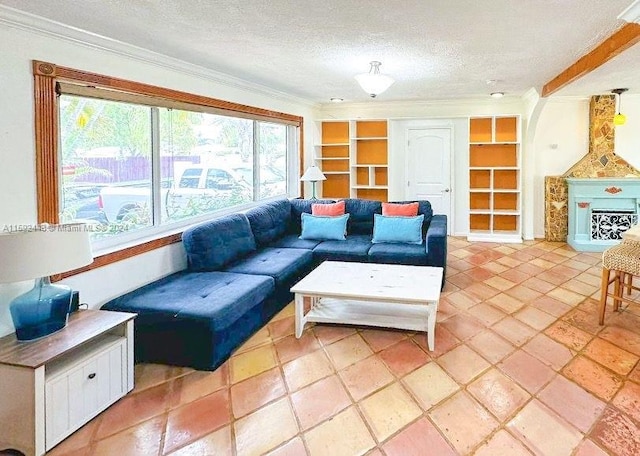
[382,202,419,217]
[312,200,346,216]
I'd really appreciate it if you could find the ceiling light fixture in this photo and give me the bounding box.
[330,97,344,103]
[354,61,394,98]
[490,92,505,98]
[611,88,628,126]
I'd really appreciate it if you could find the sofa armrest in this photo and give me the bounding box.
[425,215,447,288]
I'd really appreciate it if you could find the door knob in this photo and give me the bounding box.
[443,188,450,193]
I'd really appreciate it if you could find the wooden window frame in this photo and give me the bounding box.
[33,60,304,278]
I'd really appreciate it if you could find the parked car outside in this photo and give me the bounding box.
[98,166,251,224]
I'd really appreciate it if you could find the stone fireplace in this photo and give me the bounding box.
[545,95,640,251]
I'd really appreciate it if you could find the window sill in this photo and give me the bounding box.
[56,195,291,280]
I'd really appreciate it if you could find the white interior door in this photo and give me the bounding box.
[405,128,451,226]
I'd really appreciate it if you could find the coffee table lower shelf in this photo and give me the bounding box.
[295,296,437,350]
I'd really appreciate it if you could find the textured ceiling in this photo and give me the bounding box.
[554,40,640,96]
[0,0,637,102]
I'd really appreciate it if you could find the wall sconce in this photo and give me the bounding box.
[612,88,628,126]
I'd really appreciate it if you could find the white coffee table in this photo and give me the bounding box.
[290,261,443,351]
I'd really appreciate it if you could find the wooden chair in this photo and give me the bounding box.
[599,239,640,324]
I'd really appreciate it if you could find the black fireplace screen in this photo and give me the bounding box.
[591,210,638,240]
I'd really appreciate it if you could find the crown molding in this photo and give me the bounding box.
[545,95,591,103]
[521,87,540,105]
[549,93,640,102]
[0,5,317,109]
[619,0,640,23]
[318,95,526,111]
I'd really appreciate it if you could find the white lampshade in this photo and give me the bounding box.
[300,166,327,182]
[0,223,94,283]
[355,61,395,98]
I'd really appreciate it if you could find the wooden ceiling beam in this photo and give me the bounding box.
[541,22,640,97]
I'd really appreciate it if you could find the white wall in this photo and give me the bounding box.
[530,95,640,238]
[615,94,640,169]
[0,16,316,336]
[318,95,640,241]
[530,98,590,238]
[316,98,526,237]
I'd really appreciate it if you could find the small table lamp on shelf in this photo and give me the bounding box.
[300,165,326,200]
[0,224,93,341]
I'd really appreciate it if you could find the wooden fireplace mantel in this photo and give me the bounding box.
[566,178,640,252]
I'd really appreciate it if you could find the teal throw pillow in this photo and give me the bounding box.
[372,213,424,244]
[299,213,349,241]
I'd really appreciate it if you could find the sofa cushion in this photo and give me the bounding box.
[101,271,275,331]
[343,199,382,234]
[270,233,324,250]
[182,214,256,271]
[382,202,419,216]
[368,243,429,266]
[312,200,345,216]
[389,200,433,234]
[245,199,291,247]
[300,213,349,240]
[226,247,314,287]
[289,198,335,233]
[372,214,424,244]
[101,271,275,370]
[313,234,372,262]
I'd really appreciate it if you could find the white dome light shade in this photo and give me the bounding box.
[355,61,394,98]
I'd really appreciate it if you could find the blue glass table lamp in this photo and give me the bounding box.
[0,224,93,341]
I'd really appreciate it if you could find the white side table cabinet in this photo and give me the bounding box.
[0,310,135,456]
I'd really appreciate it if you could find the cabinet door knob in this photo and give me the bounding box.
[88,373,96,379]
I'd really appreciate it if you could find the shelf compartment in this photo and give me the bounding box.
[374,167,388,186]
[493,192,518,211]
[320,144,349,158]
[470,170,491,189]
[470,214,491,231]
[356,140,387,164]
[321,159,349,173]
[495,117,518,142]
[321,122,349,144]
[356,120,387,138]
[470,192,491,210]
[356,188,388,202]
[494,170,518,189]
[469,144,517,167]
[322,174,350,198]
[493,215,518,231]
[469,118,492,143]
[355,167,369,186]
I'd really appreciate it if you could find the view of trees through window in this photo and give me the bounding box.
[59,95,289,244]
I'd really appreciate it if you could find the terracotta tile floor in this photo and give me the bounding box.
[48,238,640,456]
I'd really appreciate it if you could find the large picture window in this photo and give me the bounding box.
[33,61,302,274]
[59,96,292,248]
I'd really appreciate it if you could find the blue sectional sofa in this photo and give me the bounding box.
[102,198,447,370]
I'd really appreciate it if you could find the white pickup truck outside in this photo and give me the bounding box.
[98,166,251,223]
